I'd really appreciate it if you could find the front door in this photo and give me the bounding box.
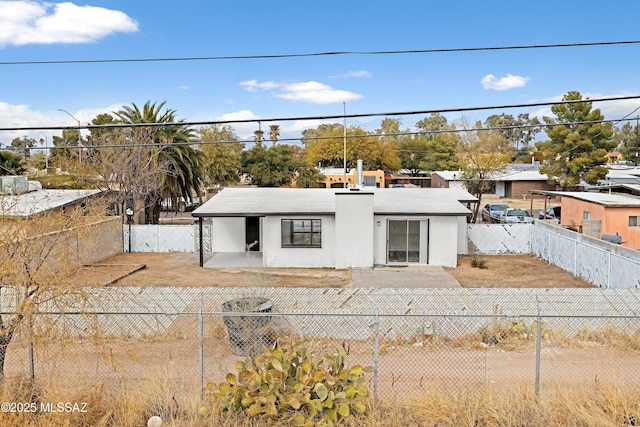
[245,217,260,251]
[387,220,420,263]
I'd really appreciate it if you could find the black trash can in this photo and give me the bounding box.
[222,297,274,357]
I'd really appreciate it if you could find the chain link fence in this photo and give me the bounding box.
[3,287,640,401]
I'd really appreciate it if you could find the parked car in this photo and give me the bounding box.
[499,208,534,224]
[538,206,561,220]
[481,203,509,223]
[161,196,201,212]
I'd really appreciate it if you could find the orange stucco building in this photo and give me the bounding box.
[544,192,640,250]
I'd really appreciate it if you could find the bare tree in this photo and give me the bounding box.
[457,118,511,222]
[0,197,114,378]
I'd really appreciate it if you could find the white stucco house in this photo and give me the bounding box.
[192,187,477,269]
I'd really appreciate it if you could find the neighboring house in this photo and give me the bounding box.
[599,167,640,186]
[192,187,477,269]
[592,183,640,197]
[532,190,640,250]
[494,169,555,199]
[0,176,121,267]
[607,151,623,164]
[430,171,465,190]
[386,170,431,188]
[318,167,385,188]
[0,176,104,219]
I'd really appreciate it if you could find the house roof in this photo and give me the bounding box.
[431,171,462,181]
[530,190,640,207]
[495,170,549,182]
[432,168,548,182]
[1,188,104,219]
[592,183,640,196]
[192,187,477,217]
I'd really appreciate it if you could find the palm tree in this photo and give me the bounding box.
[269,124,280,147]
[0,150,26,175]
[113,101,204,223]
[253,129,265,147]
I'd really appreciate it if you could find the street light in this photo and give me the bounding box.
[125,208,134,253]
[58,108,82,164]
[38,132,48,171]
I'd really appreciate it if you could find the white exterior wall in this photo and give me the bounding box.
[262,215,335,268]
[335,193,374,269]
[495,181,506,197]
[457,216,468,254]
[212,217,246,252]
[427,216,459,267]
[372,215,460,268]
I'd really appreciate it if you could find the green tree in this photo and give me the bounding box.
[50,129,82,168]
[416,113,451,140]
[376,117,403,145]
[111,101,204,223]
[303,124,401,172]
[536,91,616,188]
[613,120,639,166]
[0,151,26,175]
[421,133,461,172]
[269,124,280,147]
[198,125,244,186]
[393,135,429,175]
[484,113,541,151]
[10,136,36,159]
[254,129,265,146]
[241,144,301,187]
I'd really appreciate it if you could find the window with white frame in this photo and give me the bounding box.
[281,219,322,248]
[583,211,591,220]
[630,216,640,227]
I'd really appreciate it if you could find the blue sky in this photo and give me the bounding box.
[2,0,640,146]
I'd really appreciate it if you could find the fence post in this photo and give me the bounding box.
[199,291,204,399]
[608,251,612,289]
[28,314,34,380]
[373,310,379,401]
[535,295,541,396]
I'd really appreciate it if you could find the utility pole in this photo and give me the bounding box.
[343,102,347,188]
[58,109,82,164]
[634,116,640,167]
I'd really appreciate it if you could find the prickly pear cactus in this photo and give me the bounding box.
[200,338,372,426]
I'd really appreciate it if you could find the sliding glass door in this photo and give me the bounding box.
[387,220,421,263]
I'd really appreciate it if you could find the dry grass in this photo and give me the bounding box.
[1,375,639,426]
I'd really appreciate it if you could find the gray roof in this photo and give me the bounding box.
[1,188,104,218]
[496,170,548,182]
[192,187,477,217]
[532,190,640,207]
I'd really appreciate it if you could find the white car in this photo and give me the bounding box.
[499,208,534,224]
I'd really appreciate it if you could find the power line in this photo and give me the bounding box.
[23,115,640,152]
[1,40,639,66]
[2,95,639,133]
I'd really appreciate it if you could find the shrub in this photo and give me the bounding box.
[470,256,488,269]
[200,338,372,426]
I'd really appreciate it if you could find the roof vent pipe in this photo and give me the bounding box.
[356,159,363,188]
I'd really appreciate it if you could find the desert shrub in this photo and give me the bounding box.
[470,256,488,269]
[200,338,372,426]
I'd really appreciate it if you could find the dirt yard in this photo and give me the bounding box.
[70,252,593,288]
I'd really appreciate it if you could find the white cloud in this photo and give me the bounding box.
[239,80,279,92]
[0,1,138,47]
[215,110,262,139]
[241,80,362,104]
[481,73,530,91]
[330,70,373,78]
